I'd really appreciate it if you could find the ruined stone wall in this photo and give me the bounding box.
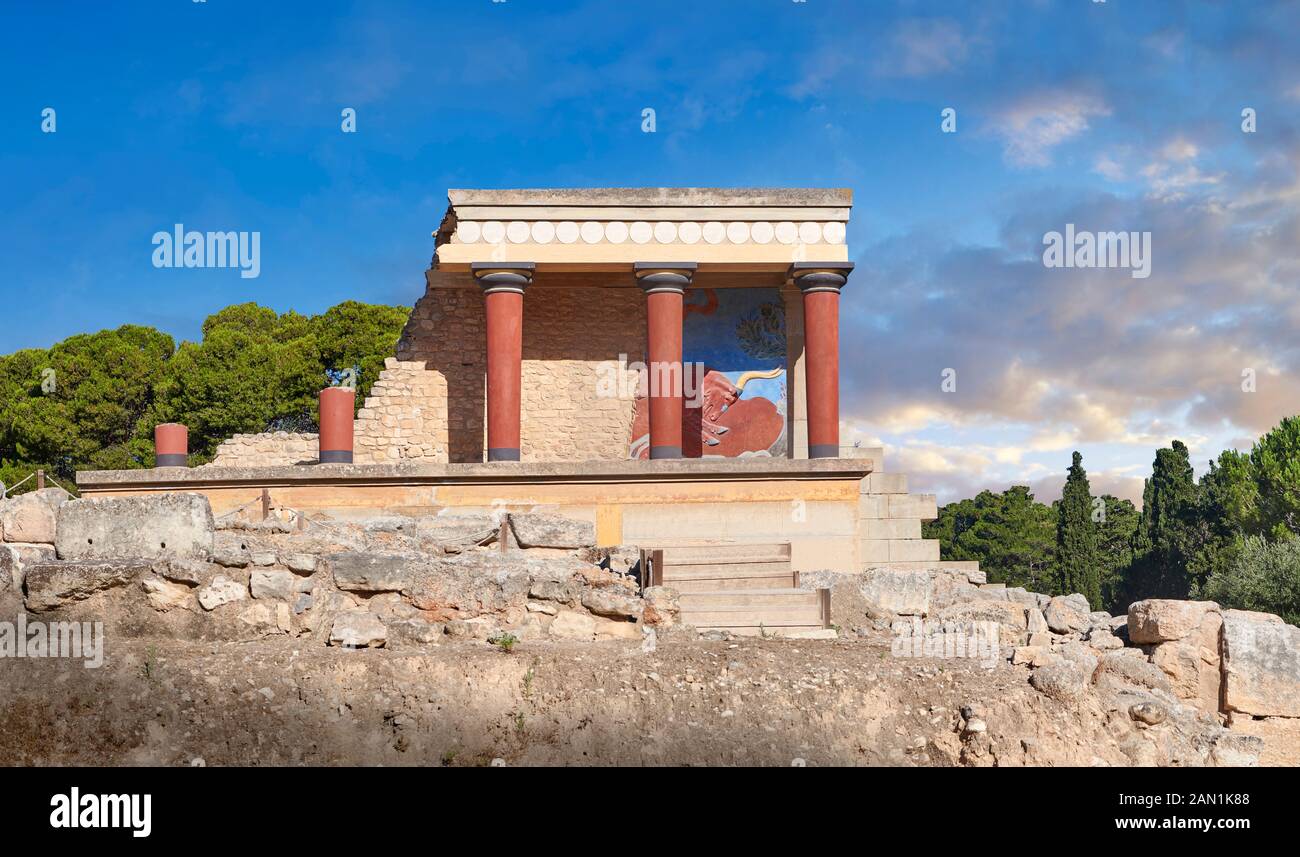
[208,432,320,467]
[354,286,644,464]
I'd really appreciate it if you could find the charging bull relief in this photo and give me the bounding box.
[629,287,787,459]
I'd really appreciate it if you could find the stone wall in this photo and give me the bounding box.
[208,432,320,467]
[354,285,644,464]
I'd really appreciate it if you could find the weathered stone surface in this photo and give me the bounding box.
[508,512,595,549]
[329,611,387,647]
[211,533,251,568]
[1044,596,1089,633]
[593,616,641,640]
[530,577,581,604]
[386,617,444,646]
[0,487,69,544]
[1221,609,1300,718]
[935,599,1027,630]
[198,575,247,611]
[56,493,214,561]
[240,602,292,635]
[549,610,597,640]
[642,586,680,627]
[1085,627,1124,650]
[141,576,195,611]
[1150,610,1222,711]
[1026,607,1049,634]
[1096,650,1173,693]
[581,588,643,620]
[24,559,150,612]
[156,558,206,585]
[328,552,416,592]
[1129,701,1167,725]
[1029,660,1091,703]
[413,513,497,549]
[0,544,56,595]
[1127,599,1219,644]
[860,569,931,616]
[250,570,296,601]
[282,553,318,573]
[406,553,531,621]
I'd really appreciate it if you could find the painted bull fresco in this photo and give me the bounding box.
[629,287,786,458]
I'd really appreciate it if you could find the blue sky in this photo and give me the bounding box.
[2,0,1298,503]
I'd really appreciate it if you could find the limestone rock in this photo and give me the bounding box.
[1150,609,1222,712]
[328,552,415,592]
[250,570,296,601]
[56,493,214,561]
[593,617,642,640]
[1129,701,1168,726]
[1044,596,1088,633]
[141,575,194,611]
[211,533,252,568]
[642,586,680,627]
[198,575,248,611]
[1029,660,1091,703]
[1221,609,1300,718]
[282,553,318,573]
[0,543,55,595]
[386,617,444,646]
[329,611,387,647]
[508,512,595,549]
[1127,599,1219,644]
[1096,650,1173,693]
[24,559,150,612]
[549,610,597,640]
[581,588,643,620]
[0,487,69,544]
[860,568,931,616]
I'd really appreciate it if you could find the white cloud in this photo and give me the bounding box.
[990,90,1110,167]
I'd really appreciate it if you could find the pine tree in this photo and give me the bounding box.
[1056,451,1101,608]
[1127,440,1199,600]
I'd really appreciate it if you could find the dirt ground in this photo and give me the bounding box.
[4,629,1282,767]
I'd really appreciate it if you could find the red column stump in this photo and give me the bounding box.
[154,423,189,467]
[319,386,356,463]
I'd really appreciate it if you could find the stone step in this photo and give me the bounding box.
[679,587,827,631]
[668,575,794,593]
[661,559,791,577]
[654,542,790,564]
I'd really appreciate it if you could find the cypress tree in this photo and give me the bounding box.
[1056,450,1101,608]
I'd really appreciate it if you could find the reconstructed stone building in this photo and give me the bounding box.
[82,189,977,632]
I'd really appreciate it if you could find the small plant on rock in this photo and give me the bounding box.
[490,632,519,654]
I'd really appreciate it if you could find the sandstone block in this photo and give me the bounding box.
[329,611,387,648]
[1221,609,1300,718]
[56,493,213,561]
[1127,599,1220,644]
[508,512,595,549]
[0,487,69,544]
[24,558,150,612]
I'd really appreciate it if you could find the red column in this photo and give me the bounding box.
[319,386,355,463]
[473,263,534,462]
[636,263,696,459]
[792,263,852,459]
[154,423,188,467]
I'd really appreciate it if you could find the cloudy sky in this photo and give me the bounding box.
[3,0,1297,504]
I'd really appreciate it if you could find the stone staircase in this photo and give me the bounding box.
[651,543,829,637]
[849,446,979,577]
